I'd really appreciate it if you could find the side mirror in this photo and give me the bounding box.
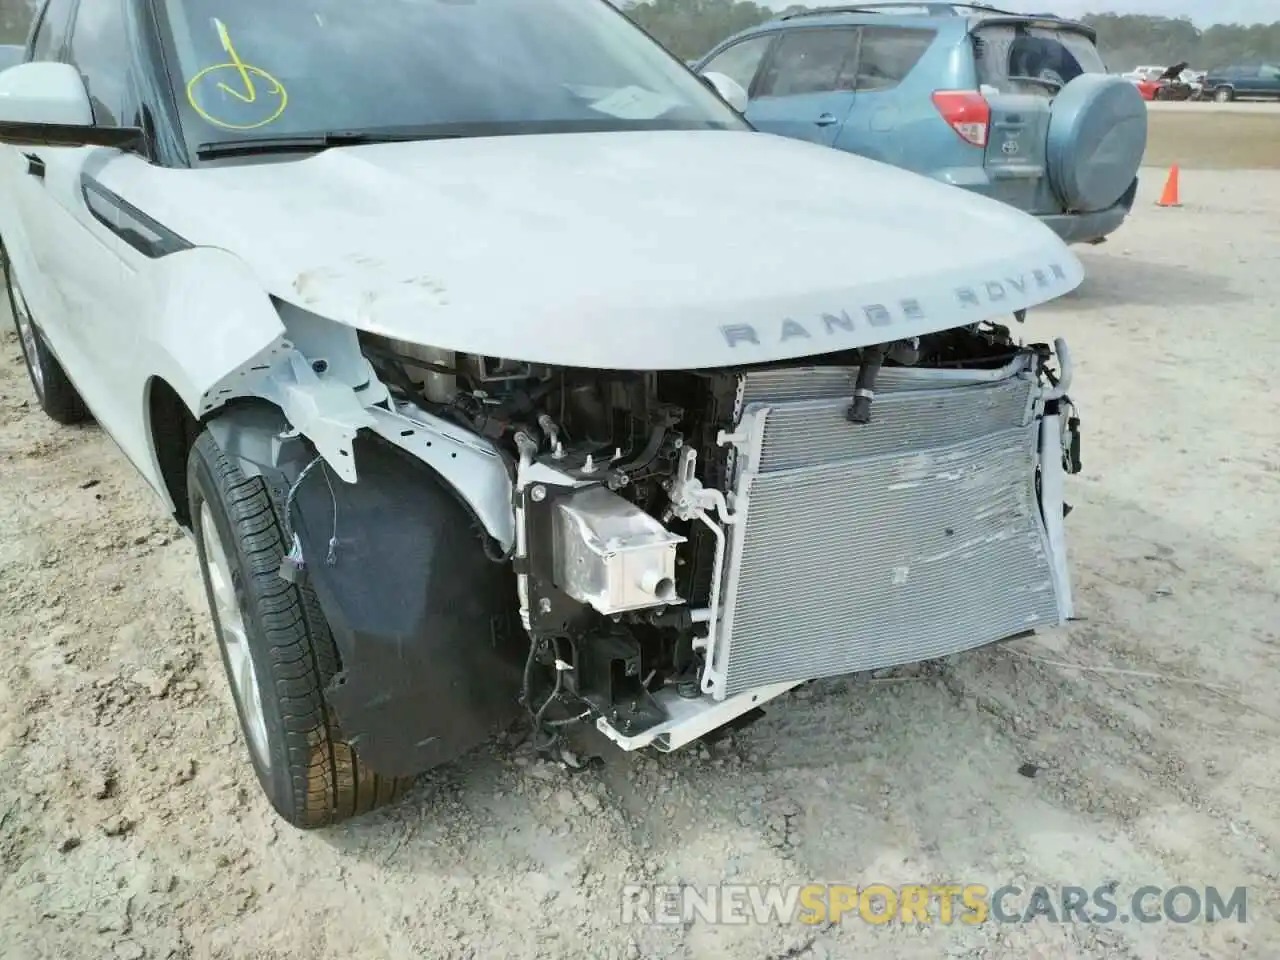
[0,61,142,149]
[701,71,749,114]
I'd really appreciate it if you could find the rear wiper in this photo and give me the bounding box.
[1007,74,1063,91]
[195,130,461,160]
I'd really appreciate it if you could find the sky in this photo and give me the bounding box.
[765,2,1278,27]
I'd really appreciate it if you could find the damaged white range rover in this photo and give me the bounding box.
[0,0,1095,827]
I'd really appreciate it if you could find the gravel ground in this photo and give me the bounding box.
[1144,105,1280,170]
[1,169,1277,960]
[1146,101,1280,114]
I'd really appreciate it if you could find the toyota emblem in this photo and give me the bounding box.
[1001,139,1020,156]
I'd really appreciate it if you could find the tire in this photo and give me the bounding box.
[1046,74,1148,214]
[187,429,411,828]
[1214,87,1234,103]
[2,243,89,425]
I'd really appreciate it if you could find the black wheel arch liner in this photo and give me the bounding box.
[205,403,526,778]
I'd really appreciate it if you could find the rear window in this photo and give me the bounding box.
[856,26,935,91]
[973,25,1106,95]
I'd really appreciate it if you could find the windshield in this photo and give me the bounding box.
[157,0,746,152]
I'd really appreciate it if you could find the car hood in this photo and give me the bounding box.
[108,130,1083,370]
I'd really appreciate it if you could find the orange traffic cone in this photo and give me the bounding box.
[1156,165,1181,207]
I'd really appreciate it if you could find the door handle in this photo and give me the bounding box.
[23,153,45,180]
[814,113,839,127]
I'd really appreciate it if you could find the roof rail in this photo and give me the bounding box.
[779,2,1026,20]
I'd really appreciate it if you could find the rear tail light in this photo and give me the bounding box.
[931,90,990,147]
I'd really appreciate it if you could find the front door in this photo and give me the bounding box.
[25,0,149,461]
[746,27,860,148]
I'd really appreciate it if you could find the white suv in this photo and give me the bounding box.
[1,0,1084,827]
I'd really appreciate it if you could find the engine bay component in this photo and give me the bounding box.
[553,485,685,615]
[389,340,457,405]
[323,322,1082,765]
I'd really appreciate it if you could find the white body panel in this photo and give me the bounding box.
[0,145,289,500]
[1,128,1081,523]
[95,130,1082,371]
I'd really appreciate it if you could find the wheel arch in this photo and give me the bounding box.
[146,374,203,528]
[196,400,526,777]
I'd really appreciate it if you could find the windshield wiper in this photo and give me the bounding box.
[195,130,462,160]
[196,118,740,160]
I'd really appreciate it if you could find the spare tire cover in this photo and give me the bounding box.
[1046,73,1148,213]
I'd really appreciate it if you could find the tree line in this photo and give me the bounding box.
[623,0,1280,69]
[1,0,1277,72]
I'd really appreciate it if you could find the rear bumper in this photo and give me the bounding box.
[928,168,1137,245]
[1036,201,1131,244]
[1037,176,1139,245]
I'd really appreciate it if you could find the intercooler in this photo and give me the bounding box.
[700,356,1066,701]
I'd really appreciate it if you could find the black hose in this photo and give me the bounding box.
[611,423,668,474]
[847,344,887,424]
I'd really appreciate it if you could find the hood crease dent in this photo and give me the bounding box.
[104,130,1084,369]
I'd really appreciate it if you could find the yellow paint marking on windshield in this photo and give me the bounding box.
[213,19,257,103]
[185,19,288,131]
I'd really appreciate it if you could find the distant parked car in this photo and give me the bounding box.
[1202,63,1280,102]
[1121,65,1168,84]
[1137,62,1196,101]
[691,2,1147,245]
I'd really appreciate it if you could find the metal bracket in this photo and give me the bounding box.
[198,332,383,484]
[665,447,736,524]
[259,351,378,483]
[695,405,772,700]
[596,679,802,752]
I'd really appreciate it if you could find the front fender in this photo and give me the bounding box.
[206,405,526,778]
[145,247,514,543]
[141,246,286,417]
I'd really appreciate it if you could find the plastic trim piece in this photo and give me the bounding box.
[205,405,526,778]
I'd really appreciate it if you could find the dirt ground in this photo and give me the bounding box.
[1144,104,1280,170]
[2,162,1279,959]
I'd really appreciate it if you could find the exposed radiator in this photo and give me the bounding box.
[702,357,1063,700]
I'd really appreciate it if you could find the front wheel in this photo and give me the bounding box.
[2,244,89,425]
[187,429,411,828]
[1214,87,1234,103]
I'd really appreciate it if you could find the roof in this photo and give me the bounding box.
[774,3,1096,39]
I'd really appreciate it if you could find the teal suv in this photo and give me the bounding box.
[692,2,1148,244]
